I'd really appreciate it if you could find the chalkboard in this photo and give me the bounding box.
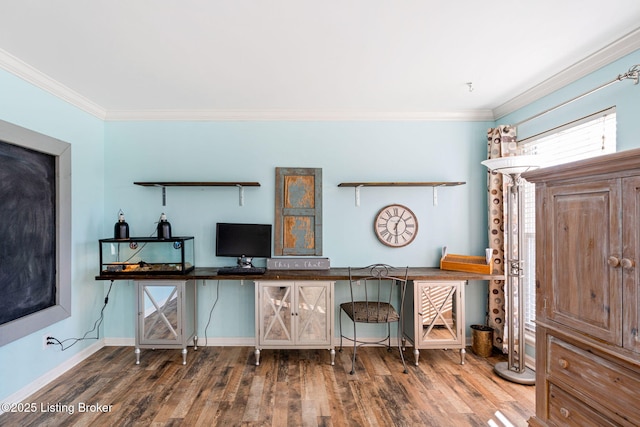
[0,139,57,325]
[0,120,71,347]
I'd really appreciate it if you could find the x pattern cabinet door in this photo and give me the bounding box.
[417,281,463,347]
[296,282,330,344]
[260,283,294,344]
[403,280,466,365]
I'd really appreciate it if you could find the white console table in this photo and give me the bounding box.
[402,280,466,365]
[134,280,197,365]
[254,280,335,366]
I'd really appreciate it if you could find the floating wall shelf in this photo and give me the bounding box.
[337,181,465,206]
[134,181,261,206]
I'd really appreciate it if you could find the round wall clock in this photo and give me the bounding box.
[374,204,418,247]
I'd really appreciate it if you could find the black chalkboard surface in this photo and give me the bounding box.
[0,139,57,325]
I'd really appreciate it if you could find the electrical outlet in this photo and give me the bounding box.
[42,333,51,350]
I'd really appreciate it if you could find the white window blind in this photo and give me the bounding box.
[519,107,617,333]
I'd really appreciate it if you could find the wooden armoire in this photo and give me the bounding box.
[523,148,640,427]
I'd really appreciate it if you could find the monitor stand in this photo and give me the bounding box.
[237,256,254,268]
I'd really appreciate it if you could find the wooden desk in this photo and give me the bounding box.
[97,267,503,365]
[96,266,502,282]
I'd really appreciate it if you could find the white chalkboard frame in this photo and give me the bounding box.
[0,120,71,346]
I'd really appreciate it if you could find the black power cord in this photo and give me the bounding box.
[203,280,221,347]
[47,280,114,351]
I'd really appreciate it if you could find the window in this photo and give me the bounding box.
[520,108,617,334]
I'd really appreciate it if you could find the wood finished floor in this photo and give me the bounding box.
[0,345,535,426]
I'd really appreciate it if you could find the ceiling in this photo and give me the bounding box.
[1,1,640,121]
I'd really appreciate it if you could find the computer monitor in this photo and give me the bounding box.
[215,222,272,267]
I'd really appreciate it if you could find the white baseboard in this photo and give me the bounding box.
[102,337,256,347]
[196,337,255,346]
[0,339,105,413]
[103,337,135,346]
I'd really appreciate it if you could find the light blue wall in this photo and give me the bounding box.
[0,70,105,401]
[102,120,492,340]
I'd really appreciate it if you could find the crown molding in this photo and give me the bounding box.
[493,27,640,120]
[0,48,107,119]
[104,109,495,122]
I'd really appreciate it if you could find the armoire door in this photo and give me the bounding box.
[622,176,640,353]
[545,178,623,346]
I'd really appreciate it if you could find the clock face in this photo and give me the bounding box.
[374,204,418,247]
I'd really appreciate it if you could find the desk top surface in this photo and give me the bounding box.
[96,267,503,282]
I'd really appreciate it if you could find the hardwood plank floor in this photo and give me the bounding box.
[0,345,534,426]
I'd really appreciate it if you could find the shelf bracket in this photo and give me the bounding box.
[432,184,448,206]
[237,184,245,206]
[354,185,363,207]
[150,184,167,206]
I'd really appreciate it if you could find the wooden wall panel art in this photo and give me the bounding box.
[274,167,322,256]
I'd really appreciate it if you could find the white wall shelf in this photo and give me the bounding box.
[134,181,261,206]
[337,181,465,206]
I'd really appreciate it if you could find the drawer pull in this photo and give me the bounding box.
[560,407,570,418]
[558,358,569,369]
[607,256,620,267]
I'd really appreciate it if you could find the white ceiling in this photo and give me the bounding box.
[1,1,640,120]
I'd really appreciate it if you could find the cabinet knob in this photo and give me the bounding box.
[621,258,635,269]
[608,256,620,267]
[559,407,571,418]
[558,358,569,369]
